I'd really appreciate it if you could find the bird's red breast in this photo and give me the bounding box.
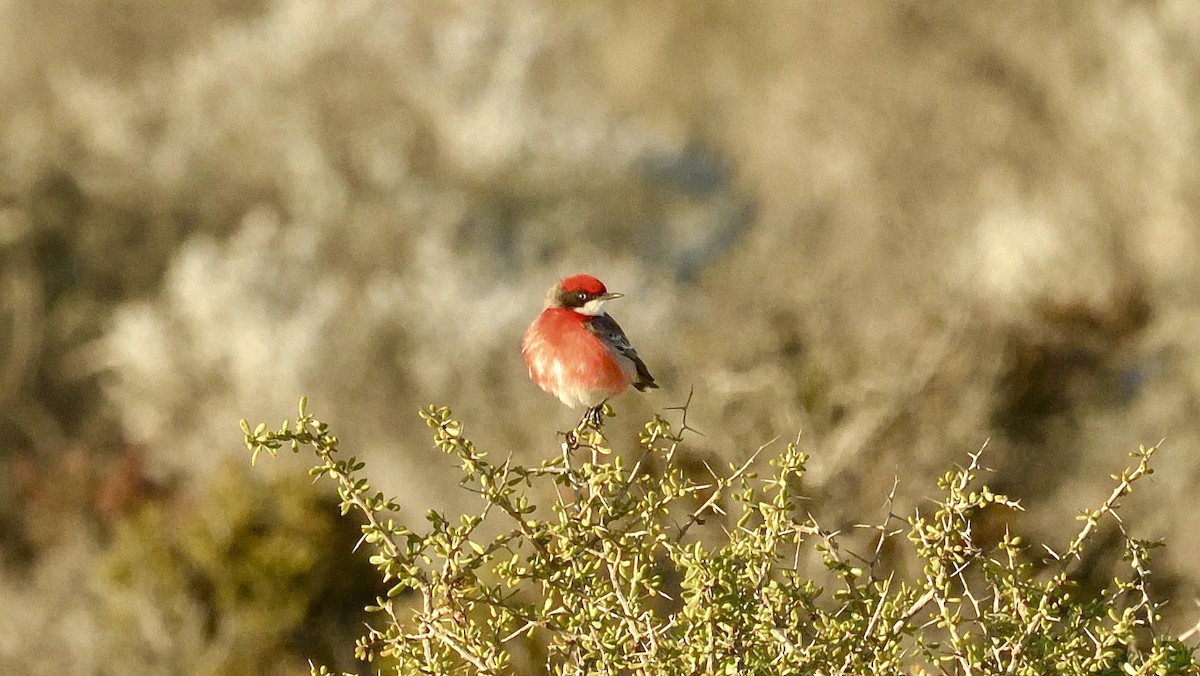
[522,308,633,409]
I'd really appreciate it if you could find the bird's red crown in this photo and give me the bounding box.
[559,273,607,296]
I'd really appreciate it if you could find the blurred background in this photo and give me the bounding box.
[2,0,1200,672]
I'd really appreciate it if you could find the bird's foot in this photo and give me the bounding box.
[560,403,612,457]
[583,405,603,429]
[581,400,613,430]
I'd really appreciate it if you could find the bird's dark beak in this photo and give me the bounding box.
[600,292,624,301]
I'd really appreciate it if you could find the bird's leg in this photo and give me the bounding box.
[582,399,610,430]
[560,401,611,464]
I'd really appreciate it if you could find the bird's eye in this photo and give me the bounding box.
[575,292,587,302]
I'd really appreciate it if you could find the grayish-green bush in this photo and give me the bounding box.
[245,399,1198,674]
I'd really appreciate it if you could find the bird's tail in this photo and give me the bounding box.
[633,360,658,391]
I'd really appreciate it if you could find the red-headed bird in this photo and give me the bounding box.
[522,274,657,420]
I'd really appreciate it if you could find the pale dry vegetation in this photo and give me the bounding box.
[1,1,1200,672]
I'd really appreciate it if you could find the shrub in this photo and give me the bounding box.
[242,398,1197,674]
[97,462,377,674]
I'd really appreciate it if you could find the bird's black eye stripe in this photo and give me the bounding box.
[558,288,591,308]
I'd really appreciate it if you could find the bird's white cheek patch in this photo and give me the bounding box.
[577,299,607,316]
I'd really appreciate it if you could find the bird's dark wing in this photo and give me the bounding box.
[586,314,658,391]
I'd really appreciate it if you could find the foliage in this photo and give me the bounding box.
[97,461,376,675]
[243,399,1198,674]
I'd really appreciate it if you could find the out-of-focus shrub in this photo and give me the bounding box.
[97,461,377,675]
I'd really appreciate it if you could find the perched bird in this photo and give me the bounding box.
[522,274,657,421]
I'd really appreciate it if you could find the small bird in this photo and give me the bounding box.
[522,274,657,423]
